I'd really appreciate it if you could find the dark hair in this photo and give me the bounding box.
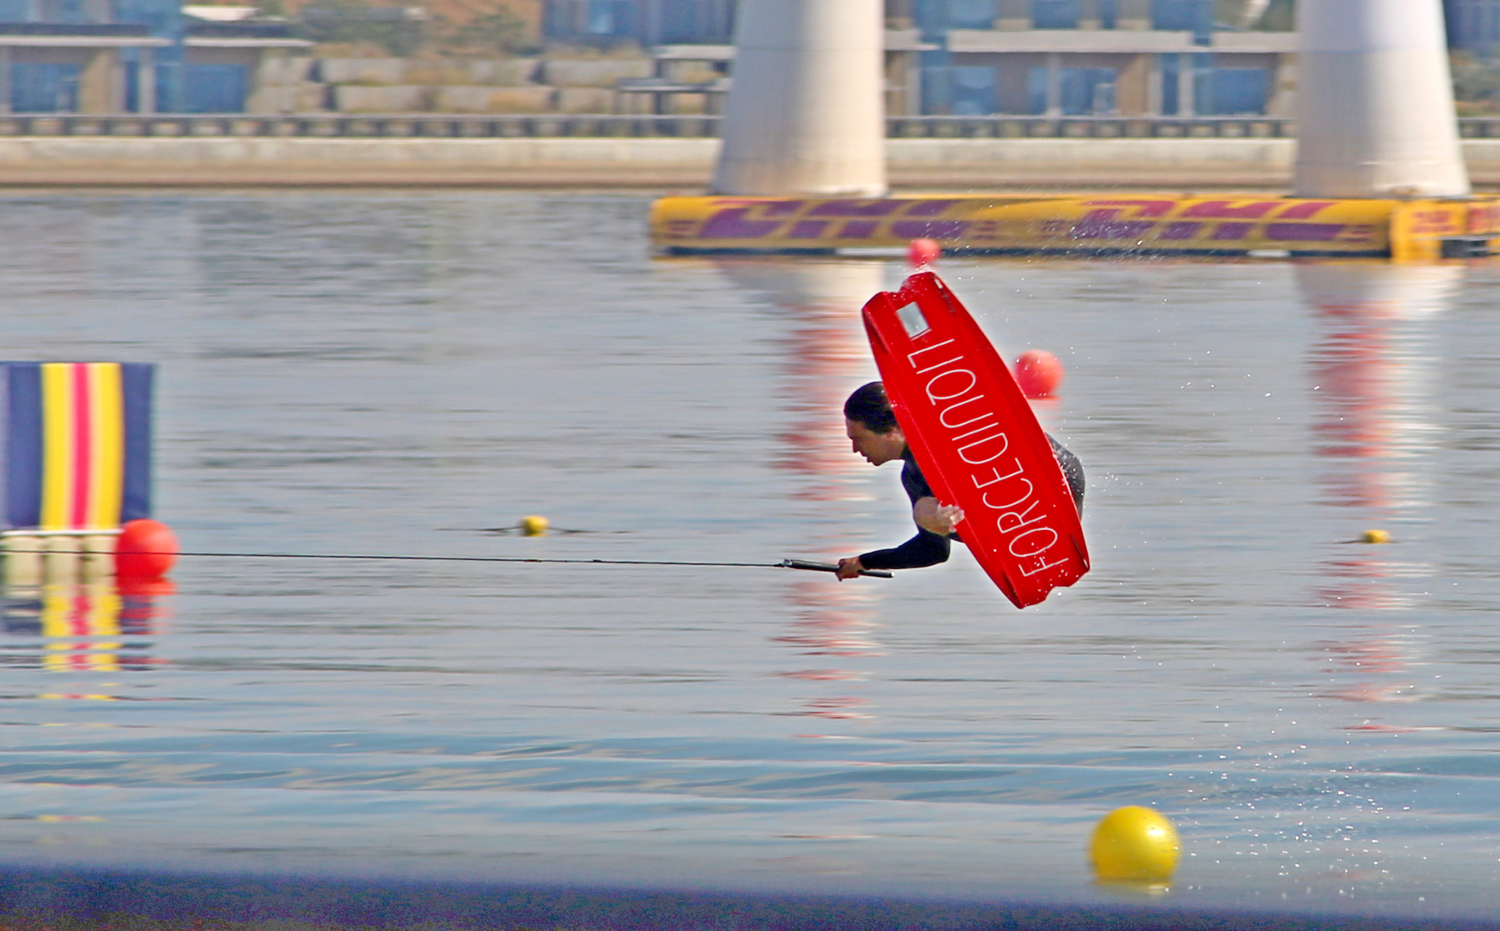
[844,381,899,434]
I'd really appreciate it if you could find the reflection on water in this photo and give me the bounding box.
[2,583,168,676]
[0,194,1499,920]
[1299,265,1459,736]
[1302,263,1456,524]
[720,261,888,725]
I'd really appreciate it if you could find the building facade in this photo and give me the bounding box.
[545,0,1294,117]
[890,0,1295,117]
[1446,0,1500,50]
[18,0,1493,115]
[544,0,735,45]
[0,0,307,113]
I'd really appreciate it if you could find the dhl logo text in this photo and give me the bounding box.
[664,197,1381,249]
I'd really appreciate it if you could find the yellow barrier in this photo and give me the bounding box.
[651,194,1500,259]
[1388,199,1500,261]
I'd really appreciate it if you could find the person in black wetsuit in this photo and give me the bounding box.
[834,381,1085,581]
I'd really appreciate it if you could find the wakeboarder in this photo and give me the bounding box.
[836,381,1084,580]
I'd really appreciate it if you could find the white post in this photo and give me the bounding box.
[1176,55,1194,117]
[1295,0,1470,198]
[139,47,156,115]
[1146,53,1162,116]
[1044,52,1061,117]
[0,47,11,115]
[710,0,886,196]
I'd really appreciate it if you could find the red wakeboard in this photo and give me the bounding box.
[861,272,1089,608]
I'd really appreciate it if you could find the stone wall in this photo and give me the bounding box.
[249,55,675,115]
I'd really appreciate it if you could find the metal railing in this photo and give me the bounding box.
[0,114,724,138]
[4,113,1500,139]
[1459,118,1500,138]
[887,115,1296,138]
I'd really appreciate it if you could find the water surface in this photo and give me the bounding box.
[1,191,1499,921]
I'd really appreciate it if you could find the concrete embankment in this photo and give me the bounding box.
[0,135,1498,188]
[888,138,1297,189]
[0,137,721,187]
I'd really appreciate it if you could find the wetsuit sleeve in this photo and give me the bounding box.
[857,454,953,570]
[1046,434,1086,514]
[859,529,951,570]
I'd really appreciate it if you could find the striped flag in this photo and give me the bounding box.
[2,362,153,532]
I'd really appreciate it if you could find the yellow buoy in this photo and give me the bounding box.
[519,515,550,536]
[1089,806,1180,882]
[1361,529,1390,544]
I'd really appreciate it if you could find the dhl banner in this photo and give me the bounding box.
[1388,200,1496,261]
[651,194,1500,258]
[1,362,153,532]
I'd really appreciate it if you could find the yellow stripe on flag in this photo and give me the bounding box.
[39,363,74,531]
[89,363,124,530]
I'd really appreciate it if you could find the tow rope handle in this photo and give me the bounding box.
[780,558,893,579]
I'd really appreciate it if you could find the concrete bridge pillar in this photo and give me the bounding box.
[1295,0,1470,198]
[709,0,886,197]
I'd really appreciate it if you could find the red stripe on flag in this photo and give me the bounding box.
[71,363,91,528]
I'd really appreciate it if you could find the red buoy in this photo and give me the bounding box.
[907,238,941,268]
[115,519,179,580]
[1014,350,1064,399]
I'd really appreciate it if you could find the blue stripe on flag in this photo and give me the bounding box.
[5,363,43,530]
[119,363,153,523]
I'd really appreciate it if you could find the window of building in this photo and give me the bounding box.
[124,57,140,111]
[1032,0,1078,29]
[10,62,80,112]
[1445,0,1500,49]
[1027,65,1117,114]
[546,0,736,45]
[1152,0,1209,32]
[1199,67,1268,115]
[922,64,996,114]
[38,0,89,23]
[948,0,995,28]
[1160,52,1181,114]
[149,58,187,113]
[914,0,994,31]
[588,0,631,35]
[656,0,735,43]
[950,64,996,113]
[117,0,181,36]
[184,62,248,112]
